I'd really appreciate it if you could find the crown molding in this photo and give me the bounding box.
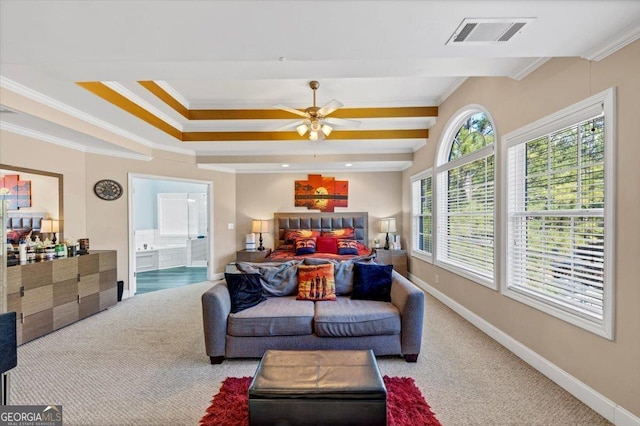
[581,23,640,62]
[196,163,237,174]
[509,57,551,81]
[155,80,190,109]
[103,81,184,130]
[437,77,468,105]
[0,76,156,149]
[0,121,153,161]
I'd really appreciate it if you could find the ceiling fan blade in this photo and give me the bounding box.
[318,99,343,117]
[276,120,305,131]
[324,117,361,128]
[273,104,308,118]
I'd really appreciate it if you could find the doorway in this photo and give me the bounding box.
[127,174,213,297]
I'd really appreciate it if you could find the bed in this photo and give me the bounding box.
[266,211,373,262]
[5,212,44,244]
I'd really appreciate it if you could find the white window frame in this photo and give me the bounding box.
[435,105,497,289]
[411,168,433,263]
[501,88,616,339]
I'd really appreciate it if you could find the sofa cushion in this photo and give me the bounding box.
[304,255,375,295]
[314,297,401,337]
[351,262,393,302]
[227,296,315,337]
[236,260,301,296]
[224,273,267,313]
[297,263,336,301]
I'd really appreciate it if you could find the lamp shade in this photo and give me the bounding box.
[41,219,60,233]
[380,218,397,233]
[251,219,269,233]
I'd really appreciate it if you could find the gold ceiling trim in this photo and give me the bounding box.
[139,80,438,120]
[76,81,182,140]
[78,81,432,142]
[138,80,189,119]
[182,129,428,142]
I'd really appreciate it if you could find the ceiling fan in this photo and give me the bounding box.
[275,81,360,140]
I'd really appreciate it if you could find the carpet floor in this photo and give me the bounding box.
[9,279,611,425]
[199,376,442,426]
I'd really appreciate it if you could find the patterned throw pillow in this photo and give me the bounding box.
[283,229,320,244]
[297,263,337,301]
[322,228,356,239]
[316,237,339,254]
[337,239,359,255]
[295,237,317,255]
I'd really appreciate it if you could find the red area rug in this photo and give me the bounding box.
[200,375,442,426]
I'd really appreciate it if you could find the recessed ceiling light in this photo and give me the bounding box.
[345,163,353,167]
[281,164,290,168]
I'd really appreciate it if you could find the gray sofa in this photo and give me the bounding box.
[201,264,425,364]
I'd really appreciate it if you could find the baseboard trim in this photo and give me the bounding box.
[409,274,640,426]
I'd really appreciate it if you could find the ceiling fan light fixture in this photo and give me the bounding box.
[321,124,333,137]
[310,119,321,132]
[296,123,309,136]
[309,130,319,141]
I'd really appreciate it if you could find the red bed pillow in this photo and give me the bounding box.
[316,237,338,254]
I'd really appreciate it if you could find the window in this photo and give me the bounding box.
[436,109,495,287]
[503,88,615,339]
[411,169,433,261]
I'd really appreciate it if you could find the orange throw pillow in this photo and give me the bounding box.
[297,263,337,301]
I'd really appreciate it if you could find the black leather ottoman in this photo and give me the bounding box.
[249,350,387,426]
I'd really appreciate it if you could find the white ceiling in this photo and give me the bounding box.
[1,1,639,172]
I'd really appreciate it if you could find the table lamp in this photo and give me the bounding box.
[251,219,269,251]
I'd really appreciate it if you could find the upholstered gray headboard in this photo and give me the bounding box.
[274,212,368,246]
[5,211,44,232]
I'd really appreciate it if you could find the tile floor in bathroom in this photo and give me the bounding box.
[136,266,208,294]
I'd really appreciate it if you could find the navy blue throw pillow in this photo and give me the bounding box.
[225,273,267,313]
[351,262,393,302]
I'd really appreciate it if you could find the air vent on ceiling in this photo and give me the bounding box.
[447,18,534,45]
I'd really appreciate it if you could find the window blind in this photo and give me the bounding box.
[507,116,605,320]
[412,172,432,256]
[437,153,494,280]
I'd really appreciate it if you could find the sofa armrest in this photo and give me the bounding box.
[201,282,231,361]
[389,271,425,358]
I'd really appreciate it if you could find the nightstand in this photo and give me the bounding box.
[375,249,408,278]
[236,249,272,263]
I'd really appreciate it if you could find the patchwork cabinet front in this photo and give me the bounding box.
[6,250,118,345]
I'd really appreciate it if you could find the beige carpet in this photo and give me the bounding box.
[9,280,610,425]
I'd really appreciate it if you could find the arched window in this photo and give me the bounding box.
[436,108,495,287]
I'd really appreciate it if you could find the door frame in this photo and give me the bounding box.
[126,173,214,298]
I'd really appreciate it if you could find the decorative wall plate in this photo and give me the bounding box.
[94,179,123,201]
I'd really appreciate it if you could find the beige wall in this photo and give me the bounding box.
[1,133,238,292]
[403,41,640,416]
[1,132,87,238]
[236,172,403,250]
[0,168,60,220]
